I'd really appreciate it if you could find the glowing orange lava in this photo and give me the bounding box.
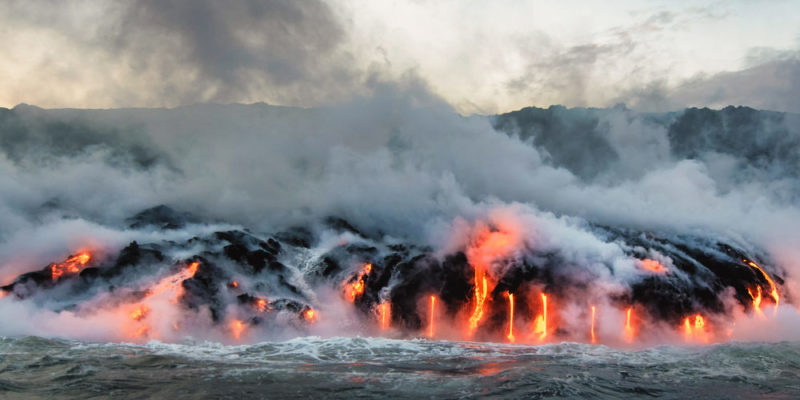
[744,260,779,312]
[304,309,317,323]
[468,273,488,333]
[623,307,634,343]
[133,325,150,338]
[129,305,149,321]
[50,252,91,281]
[532,293,548,341]
[683,314,709,342]
[229,281,239,288]
[255,298,268,312]
[748,286,764,317]
[187,261,200,277]
[506,292,515,343]
[640,259,668,274]
[230,319,245,340]
[141,261,202,304]
[428,296,436,338]
[465,228,516,335]
[379,302,390,330]
[590,305,597,344]
[344,263,372,302]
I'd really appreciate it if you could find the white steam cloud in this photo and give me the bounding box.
[1,81,799,344]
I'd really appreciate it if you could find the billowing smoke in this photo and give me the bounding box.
[1,83,799,345]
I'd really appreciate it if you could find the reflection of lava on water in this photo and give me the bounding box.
[0,206,788,345]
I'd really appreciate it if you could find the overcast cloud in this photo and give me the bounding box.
[1,0,799,113]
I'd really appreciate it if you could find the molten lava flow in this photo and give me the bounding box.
[532,293,548,341]
[428,296,436,339]
[304,308,317,323]
[347,280,365,301]
[50,252,92,281]
[744,260,780,312]
[255,298,268,312]
[468,272,488,334]
[590,305,597,344]
[465,228,516,335]
[344,263,372,302]
[229,281,239,288]
[748,286,764,317]
[379,302,391,330]
[623,307,634,343]
[187,261,200,277]
[141,261,201,303]
[230,319,245,340]
[695,314,705,331]
[133,325,149,338]
[683,314,710,342]
[129,305,149,321]
[506,292,515,343]
[639,259,668,274]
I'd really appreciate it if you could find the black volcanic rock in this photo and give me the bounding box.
[103,241,165,278]
[180,259,227,322]
[275,227,313,248]
[324,216,364,237]
[0,210,787,337]
[260,238,281,255]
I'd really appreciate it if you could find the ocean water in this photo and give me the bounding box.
[1,337,799,399]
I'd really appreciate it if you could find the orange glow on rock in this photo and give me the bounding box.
[428,296,436,339]
[506,292,515,343]
[639,259,668,274]
[50,252,91,281]
[229,281,239,288]
[532,293,548,342]
[590,305,597,344]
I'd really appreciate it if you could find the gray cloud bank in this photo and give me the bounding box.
[1,0,799,114]
[3,0,361,107]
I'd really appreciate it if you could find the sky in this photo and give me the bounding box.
[1,0,799,114]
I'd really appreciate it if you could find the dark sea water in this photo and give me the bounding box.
[1,336,799,399]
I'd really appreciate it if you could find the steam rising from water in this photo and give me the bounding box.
[1,86,799,345]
